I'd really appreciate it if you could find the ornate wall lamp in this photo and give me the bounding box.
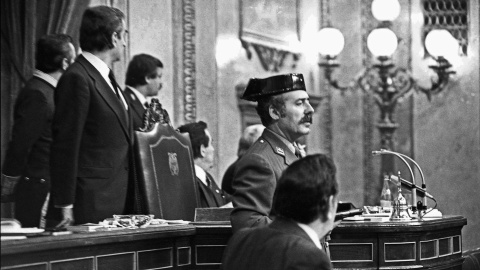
[317,0,457,153]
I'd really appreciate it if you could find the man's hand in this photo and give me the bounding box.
[56,208,74,228]
[1,174,21,202]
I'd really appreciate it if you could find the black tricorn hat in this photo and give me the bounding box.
[242,73,306,101]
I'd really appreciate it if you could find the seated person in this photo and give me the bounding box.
[221,154,338,270]
[221,124,265,195]
[178,121,231,208]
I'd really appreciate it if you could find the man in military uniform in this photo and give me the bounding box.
[230,73,314,232]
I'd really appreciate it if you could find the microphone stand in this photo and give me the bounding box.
[372,150,418,213]
[378,149,427,211]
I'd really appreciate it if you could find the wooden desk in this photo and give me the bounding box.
[1,216,466,270]
[1,225,196,270]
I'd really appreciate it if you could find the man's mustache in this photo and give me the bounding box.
[300,114,313,124]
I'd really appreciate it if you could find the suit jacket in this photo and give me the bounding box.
[49,54,134,224]
[230,128,298,233]
[221,217,332,270]
[3,76,55,179]
[123,87,145,130]
[3,76,54,227]
[196,172,229,208]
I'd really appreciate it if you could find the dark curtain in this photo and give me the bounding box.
[0,0,90,218]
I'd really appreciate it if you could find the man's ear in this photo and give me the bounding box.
[111,32,118,48]
[199,144,206,158]
[61,58,69,71]
[327,195,338,220]
[269,105,280,120]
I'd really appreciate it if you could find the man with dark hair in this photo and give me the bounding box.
[124,54,165,130]
[230,73,314,232]
[221,124,265,195]
[47,6,133,226]
[1,34,76,227]
[178,121,230,208]
[222,154,338,270]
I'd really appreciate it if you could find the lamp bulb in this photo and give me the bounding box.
[425,29,458,58]
[317,27,345,56]
[367,28,398,57]
[372,0,401,21]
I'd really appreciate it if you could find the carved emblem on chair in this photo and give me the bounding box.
[168,152,179,176]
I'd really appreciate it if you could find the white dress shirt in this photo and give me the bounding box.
[82,52,128,110]
[194,164,208,186]
[33,69,58,87]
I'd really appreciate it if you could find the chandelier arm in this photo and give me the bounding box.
[414,57,456,98]
[319,64,351,92]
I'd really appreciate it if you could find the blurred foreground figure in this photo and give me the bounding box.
[222,154,338,270]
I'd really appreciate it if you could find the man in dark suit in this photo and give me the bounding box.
[178,121,230,208]
[123,54,164,130]
[222,154,338,270]
[230,73,314,232]
[1,34,76,228]
[47,6,134,226]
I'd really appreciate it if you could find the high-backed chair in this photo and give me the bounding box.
[134,99,200,221]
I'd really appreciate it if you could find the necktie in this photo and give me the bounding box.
[294,145,302,158]
[108,70,122,100]
[206,174,212,188]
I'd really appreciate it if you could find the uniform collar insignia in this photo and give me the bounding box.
[276,147,285,156]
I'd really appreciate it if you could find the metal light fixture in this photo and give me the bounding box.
[318,0,457,152]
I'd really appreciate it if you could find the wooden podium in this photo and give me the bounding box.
[192,215,467,269]
[329,215,467,270]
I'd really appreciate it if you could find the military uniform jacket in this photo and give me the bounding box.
[221,217,332,270]
[230,128,297,233]
[49,55,134,224]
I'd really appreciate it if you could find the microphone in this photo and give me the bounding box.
[372,149,417,211]
[373,149,428,209]
[389,175,434,199]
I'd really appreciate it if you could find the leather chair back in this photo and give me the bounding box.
[134,123,200,221]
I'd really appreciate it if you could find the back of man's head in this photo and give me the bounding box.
[125,54,163,87]
[36,34,74,73]
[80,5,125,52]
[177,121,209,159]
[274,154,338,224]
[237,124,265,157]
